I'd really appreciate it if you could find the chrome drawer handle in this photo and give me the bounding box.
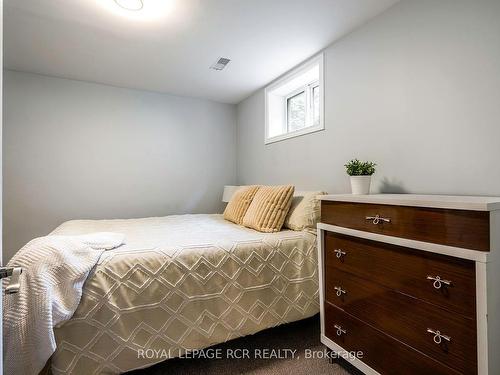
[334,286,347,297]
[334,249,346,259]
[427,328,451,344]
[334,324,347,336]
[366,214,391,225]
[427,275,452,289]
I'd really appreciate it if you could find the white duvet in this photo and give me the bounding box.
[48,214,319,374]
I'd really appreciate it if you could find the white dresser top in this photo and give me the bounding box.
[318,194,500,211]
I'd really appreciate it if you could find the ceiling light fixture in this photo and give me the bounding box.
[99,0,175,22]
[114,0,144,11]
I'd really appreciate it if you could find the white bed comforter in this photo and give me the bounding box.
[49,214,319,374]
[3,233,125,375]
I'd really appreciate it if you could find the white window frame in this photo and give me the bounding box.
[285,80,319,133]
[265,53,324,144]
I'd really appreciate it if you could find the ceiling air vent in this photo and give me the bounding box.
[210,57,231,71]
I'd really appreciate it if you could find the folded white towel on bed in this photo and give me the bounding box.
[2,232,125,375]
[66,232,126,250]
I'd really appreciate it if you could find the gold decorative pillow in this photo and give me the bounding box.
[284,191,327,231]
[223,185,260,225]
[242,185,295,232]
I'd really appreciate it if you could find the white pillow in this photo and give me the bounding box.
[284,191,327,231]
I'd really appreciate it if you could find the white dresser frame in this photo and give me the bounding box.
[317,195,500,375]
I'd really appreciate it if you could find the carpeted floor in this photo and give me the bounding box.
[127,315,359,375]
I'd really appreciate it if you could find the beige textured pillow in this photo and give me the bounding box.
[223,185,260,225]
[284,191,327,231]
[242,185,295,232]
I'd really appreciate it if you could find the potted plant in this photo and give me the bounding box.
[344,159,376,195]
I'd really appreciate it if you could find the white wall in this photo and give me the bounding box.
[3,71,236,261]
[237,0,500,196]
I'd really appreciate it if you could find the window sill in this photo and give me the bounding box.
[264,124,324,145]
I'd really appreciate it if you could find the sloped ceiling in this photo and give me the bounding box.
[4,0,399,103]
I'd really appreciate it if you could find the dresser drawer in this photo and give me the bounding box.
[324,232,476,318]
[324,302,460,375]
[325,269,477,374]
[321,201,490,251]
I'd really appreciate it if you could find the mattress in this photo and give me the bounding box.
[49,214,319,374]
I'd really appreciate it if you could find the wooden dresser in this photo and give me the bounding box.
[317,194,500,375]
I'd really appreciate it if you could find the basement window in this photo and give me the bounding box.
[265,53,324,144]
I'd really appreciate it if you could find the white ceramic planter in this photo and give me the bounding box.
[350,175,372,195]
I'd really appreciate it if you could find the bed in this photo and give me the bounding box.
[48,213,319,374]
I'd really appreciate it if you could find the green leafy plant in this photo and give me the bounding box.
[344,159,376,176]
